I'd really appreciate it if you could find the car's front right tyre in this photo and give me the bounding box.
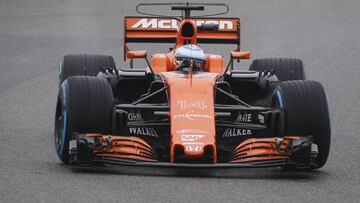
[54,76,114,164]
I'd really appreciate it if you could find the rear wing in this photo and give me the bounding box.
[124,17,240,60]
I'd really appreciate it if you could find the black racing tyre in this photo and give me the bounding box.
[54,76,114,164]
[59,54,116,84]
[272,80,330,169]
[250,58,305,81]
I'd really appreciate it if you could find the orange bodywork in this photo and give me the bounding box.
[62,6,319,168]
[231,51,251,60]
[127,50,147,59]
[79,133,304,164]
[231,136,301,163]
[160,72,220,163]
[79,134,156,162]
[118,16,291,163]
[77,15,303,165]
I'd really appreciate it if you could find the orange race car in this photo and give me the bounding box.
[54,3,331,169]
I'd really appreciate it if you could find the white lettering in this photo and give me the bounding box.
[176,129,209,134]
[131,18,158,29]
[178,100,208,109]
[174,111,212,120]
[127,113,143,121]
[185,145,202,152]
[205,20,219,25]
[237,113,252,123]
[129,127,159,137]
[181,134,204,142]
[158,20,172,29]
[195,20,205,27]
[172,19,178,29]
[219,21,233,30]
[131,18,234,30]
[222,128,252,137]
[182,142,203,145]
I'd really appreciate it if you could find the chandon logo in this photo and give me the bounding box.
[173,111,212,120]
[131,18,234,30]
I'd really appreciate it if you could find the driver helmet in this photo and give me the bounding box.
[174,44,206,71]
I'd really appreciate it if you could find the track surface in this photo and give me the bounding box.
[1,0,360,202]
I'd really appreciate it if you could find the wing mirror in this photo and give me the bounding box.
[230,51,251,60]
[127,50,147,59]
[126,50,154,74]
[223,51,252,75]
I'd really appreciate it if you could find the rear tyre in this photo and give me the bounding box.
[54,76,114,164]
[59,54,116,84]
[272,80,331,169]
[250,58,305,81]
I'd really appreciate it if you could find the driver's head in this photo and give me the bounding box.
[174,44,206,71]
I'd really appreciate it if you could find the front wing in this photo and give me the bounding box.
[69,133,318,169]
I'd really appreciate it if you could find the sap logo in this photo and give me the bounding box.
[132,19,178,29]
[222,128,252,138]
[181,134,204,142]
[131,18,234,30]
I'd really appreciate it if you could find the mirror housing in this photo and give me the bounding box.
[231,51,251,60]
[126,50,154,73]
[127,50,147,59]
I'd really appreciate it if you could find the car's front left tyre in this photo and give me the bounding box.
[272,80,331,169]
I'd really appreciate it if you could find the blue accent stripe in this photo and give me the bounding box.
[62,82,67,106]
[59,82,67,155]
[276,90,284,108]
[58,61,63,88]
[326,96,331,128]
[59,111,67,155]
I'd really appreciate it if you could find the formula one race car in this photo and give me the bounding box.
[54,3,331,169]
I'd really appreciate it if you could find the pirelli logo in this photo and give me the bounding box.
[126,18,238,31]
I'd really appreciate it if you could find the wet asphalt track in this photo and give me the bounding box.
[1,0,360,202]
